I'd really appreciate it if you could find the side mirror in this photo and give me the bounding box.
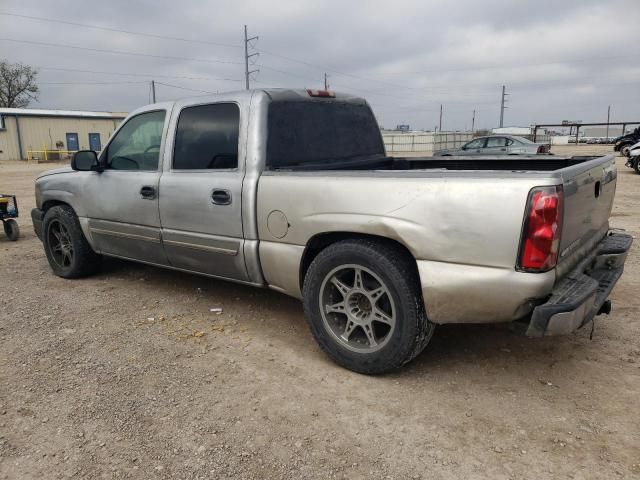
[461,145,467,150]
[71,150,100,171]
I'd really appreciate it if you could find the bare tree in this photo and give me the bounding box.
[0,60,39,108]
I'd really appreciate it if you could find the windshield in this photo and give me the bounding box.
[267,100,385,169]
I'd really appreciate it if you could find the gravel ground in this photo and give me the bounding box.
[1,145,639,479]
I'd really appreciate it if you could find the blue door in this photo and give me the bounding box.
[66,133,79,151]
[88,133,101,151]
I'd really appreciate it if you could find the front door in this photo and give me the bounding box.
[83,109,168,265]
[159,102,248,281]
[88,132,101,151]
[66,133,79,151]
[460,137,485,155]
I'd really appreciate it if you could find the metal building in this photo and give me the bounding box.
[0,108,126,161]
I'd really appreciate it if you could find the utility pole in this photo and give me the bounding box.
[471,109,476,133]
[439,104,443,132]
[499,85,508,127]
[151,80,156,103]
[244,25,259,90]
[324,73,329,90]
[606,105,611,138]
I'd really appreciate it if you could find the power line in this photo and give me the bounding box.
[36,66,242,83]
[154,81,217,95]
[40,81,147,85]
[1,37,243,65]
[0,11,242,49]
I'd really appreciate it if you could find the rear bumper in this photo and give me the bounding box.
[31,208,44,241]
[526,232,633,337]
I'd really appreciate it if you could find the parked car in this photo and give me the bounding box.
[624,140,640,174]
[31,89,632,374]
[614,127,640,157]
[435,135,550,156]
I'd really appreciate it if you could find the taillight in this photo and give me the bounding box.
[518,186,563,272]
[307,89,335,98]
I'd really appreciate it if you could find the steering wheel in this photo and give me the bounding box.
[144,144,161,156]
[110,156,140,170]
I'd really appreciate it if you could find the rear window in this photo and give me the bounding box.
[267,100,384,169]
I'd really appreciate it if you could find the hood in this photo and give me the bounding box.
[36,166,73,179]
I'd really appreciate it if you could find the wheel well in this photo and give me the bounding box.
[41,200,71,213]
[299,232,417,289]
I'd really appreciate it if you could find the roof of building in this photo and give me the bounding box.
[0,107,127,119]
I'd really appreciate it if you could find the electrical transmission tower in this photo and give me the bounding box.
[499,85,509,127]
[244,25,259,90]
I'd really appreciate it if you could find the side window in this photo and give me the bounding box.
[105,110,166,171]
[486,137,507,148]
[173,103,239,170]
[465,138,485,149]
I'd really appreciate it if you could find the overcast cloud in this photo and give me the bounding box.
[1,0,639,130]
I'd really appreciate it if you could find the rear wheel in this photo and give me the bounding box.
[634,158,640,175]
[43,205,101,278]
[302,239,434,374]
[3,219,19,241]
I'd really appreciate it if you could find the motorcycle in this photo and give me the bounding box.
[625,140,640,174]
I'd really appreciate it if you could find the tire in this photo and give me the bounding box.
[3,219,19,241]
[302,238,434,374]
[42,205,101,278]
[634,159,640,175]
[621,144,632,157]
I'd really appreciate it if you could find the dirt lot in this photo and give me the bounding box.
[1,145,639,479]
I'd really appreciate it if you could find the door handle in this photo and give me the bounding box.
[211,189,231,205]
[140,185,156,199]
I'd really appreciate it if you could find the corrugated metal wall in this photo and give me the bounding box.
[382,132,473,153]
[0,116,20,160]
[0,115,122,160]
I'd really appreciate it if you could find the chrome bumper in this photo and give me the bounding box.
[526,232,633,337]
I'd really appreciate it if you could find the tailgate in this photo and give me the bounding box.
[557,155,617,270]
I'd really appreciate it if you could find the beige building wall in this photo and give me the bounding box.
[0,115,123,161]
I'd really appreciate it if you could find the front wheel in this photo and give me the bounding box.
[303,239,434,374]
[3,219,19,241]
[42,205,101,278]
[621,145,632,157]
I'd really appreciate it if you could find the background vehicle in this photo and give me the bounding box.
[0,194,20,241]
[435,135,550,156]
[614,127,640,157]
[625,141,640,174]
[30,89,632,374]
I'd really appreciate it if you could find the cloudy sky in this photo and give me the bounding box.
[1,0,639,131]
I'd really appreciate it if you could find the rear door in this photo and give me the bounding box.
[484,136,509,154]
[158,101,249,281]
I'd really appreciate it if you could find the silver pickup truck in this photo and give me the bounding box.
[31,89,632,374]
